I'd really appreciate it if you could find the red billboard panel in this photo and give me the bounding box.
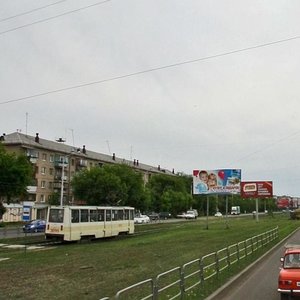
[241,181,273,198]
[277,197,291,209]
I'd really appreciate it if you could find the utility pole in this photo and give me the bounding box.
[60,157,65,206]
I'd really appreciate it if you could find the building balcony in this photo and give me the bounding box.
[27,186,37,194]
[54,160,69,168]
[54,175,68,182]
[76,159,88,168]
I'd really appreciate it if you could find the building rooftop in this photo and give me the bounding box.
[1,132,174,175]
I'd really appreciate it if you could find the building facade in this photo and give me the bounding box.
[1,132,174,221]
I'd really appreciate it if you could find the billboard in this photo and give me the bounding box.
[241,181,273,198]
[277,196,292,209]
[193,169,241,195]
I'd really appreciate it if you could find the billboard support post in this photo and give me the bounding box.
[256,198,259,222]
[206,196,209,230]
[225,195,229,229]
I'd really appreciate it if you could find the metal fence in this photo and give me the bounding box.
[100,227,278,300]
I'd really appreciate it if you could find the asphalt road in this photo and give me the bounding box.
[207,229,300,300]
[0,226,44,238]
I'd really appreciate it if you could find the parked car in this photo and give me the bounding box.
[278,243,300,298]
[23,219,46,233]
[159,212,172,219]
[147,212,159,221]
[176,211,196,219]
[134,214,150,224]
[214,212,223,217]
[184,211,197,219]
[186,209,198,219]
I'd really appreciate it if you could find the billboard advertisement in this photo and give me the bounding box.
[241,181,273,198]
[193,169,241,195]
[277,196,292,209]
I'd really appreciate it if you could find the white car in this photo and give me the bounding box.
[183,212,197,219]
[214,212,223,217]
[134,214,150,224]
[176,211,196,219]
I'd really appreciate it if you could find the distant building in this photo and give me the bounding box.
[0,132,174,221]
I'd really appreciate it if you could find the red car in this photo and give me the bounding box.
[278,244,300,299]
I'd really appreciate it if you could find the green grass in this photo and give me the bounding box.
[0,214,298,300]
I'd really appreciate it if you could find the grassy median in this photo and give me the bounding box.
[0,213,298,300]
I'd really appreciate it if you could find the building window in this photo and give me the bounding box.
[48,182,53,189]
[27,149,39,158]
[41,167,46,175]
[41,181,46,188]
[40,194,45,202]
[49,168,53,175]
[50,155,54,163]
[42,153,47,161]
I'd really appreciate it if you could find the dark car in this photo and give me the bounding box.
[159,212,172,219]
[147,212,159,221]
[23,219,46,233]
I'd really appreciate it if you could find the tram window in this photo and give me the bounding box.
[71,210,79,223]
[124,210,130,220]
[106,210,112,221]
[90,210,98,222]
[118,210,124,220]
[129,210,134,220]
[49,209,64,223]
[80,209,89,222]
[112,210,118,221]
[98,210,104,221]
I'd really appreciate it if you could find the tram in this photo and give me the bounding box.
[45,205,135,241]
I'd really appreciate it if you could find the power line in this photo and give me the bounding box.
[229,130,300,165]
[0,0,67,23]
[0,0,111,36]
[1,35,300,106]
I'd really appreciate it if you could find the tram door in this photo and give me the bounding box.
[105,209,113,237]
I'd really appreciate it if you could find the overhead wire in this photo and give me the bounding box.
[0,0,68,23]
[1,35,300,105]
[228,130,300,165]
[0,0,111,36]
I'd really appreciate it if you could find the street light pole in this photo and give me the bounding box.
[60,157,65,206]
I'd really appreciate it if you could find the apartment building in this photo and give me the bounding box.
[1,132,174,221]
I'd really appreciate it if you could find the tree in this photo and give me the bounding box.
[147,174,192,213]
[48,192,60,206]
[71,164,146,207]
[0,145,33,204]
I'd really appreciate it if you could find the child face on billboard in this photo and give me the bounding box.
[199,171,208,182]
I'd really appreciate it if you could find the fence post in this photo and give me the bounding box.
[153,281,158,300]
[226,247,230,269]
[200,257,205,288]
[180,267,185,300]
[236,243,240,262]
[215,252,219,279]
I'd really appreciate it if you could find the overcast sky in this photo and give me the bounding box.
[1,0,300,197]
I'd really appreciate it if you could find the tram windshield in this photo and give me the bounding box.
[49,208,64,223]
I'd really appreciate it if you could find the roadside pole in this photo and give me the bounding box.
[225,195,229,229]
[255,198,259,222]
[206,196,209,230]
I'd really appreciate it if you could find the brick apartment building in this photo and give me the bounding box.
[1,131,174,221]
